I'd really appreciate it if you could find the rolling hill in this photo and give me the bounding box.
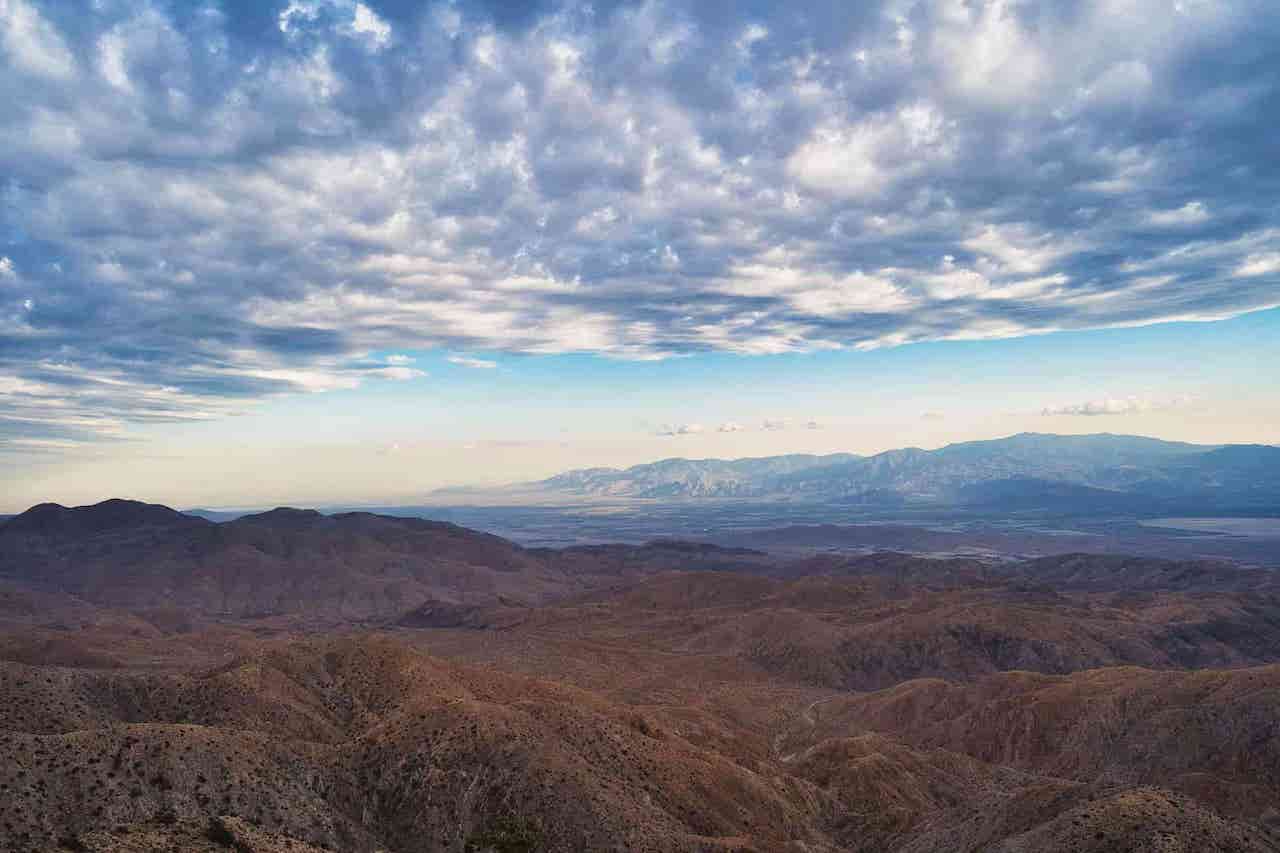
[0,500,778,623]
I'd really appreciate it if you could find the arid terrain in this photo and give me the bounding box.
[2,499,1279,852]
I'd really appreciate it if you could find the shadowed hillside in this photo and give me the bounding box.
[0,501,769,622]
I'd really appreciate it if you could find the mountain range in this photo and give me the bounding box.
[530,432,1280,511]
[4,498,1280,850]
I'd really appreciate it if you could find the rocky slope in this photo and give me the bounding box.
[3,635,1279,853]
[0,637,836,853]
[463,567,1280,691]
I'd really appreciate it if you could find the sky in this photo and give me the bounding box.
[1,0,1278,510]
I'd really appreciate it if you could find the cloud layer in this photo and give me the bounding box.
[3,0,1279,447]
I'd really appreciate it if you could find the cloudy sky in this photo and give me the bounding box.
[2,0,1278,509]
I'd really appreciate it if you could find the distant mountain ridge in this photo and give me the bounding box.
[0,499,774,621]
[540,452,862,498]
[533,433,1280,510]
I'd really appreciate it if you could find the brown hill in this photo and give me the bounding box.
[1010,553,1280,594]
[0,501,782,623]
[0,501,557,620]
[0,636,837,853]
[462,570,1280,691]
[4,635,1280,853]
[785,664,1280,820]
[987,787,1279,853]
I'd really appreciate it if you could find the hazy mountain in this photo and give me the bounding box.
[540,452,862,498]
[535,433,1280,510]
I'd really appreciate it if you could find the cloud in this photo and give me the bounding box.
[1040,395,1194,417]
[657,423,705,436]
[1,0,1278,448]
[921,411,945,421]
[0,0,75,80]
[761,419,790,431]
[717,422,745,433]
[368,366,425,381]
[448,355,498,369]
[1146,202,1210,228]
[1234,253,1280,278]
[350,3,392,49]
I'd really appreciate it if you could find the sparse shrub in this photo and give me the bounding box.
[205,816,238,847]
[465,815,545,853]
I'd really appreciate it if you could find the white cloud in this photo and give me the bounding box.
[723,263,911,317]
[279,1,319,35]
[1234,253,1280,278]
[931,0,1046,105]
[1147,202,1210,227]
[786,103,952,199]
[717,421,745,433]
[1040,394,1194,417]
[279,0,391,51]
[350,3,392,50]
[448,355,498,369]
[963,225,1078,276]
[369,366,425,381]
[0,257,15,281]
[657,423,705,436]
[97,31,131,91]
[761,418,789,431]
[0,0,76,80]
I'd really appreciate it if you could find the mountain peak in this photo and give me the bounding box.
[3,498,200,535]
[235,507,325,524]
